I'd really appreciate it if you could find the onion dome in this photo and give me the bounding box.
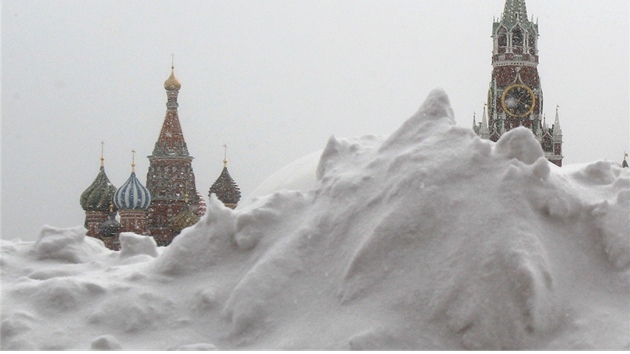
[170,202,200,233]
[208,166,241,209]
[99,209,121,238]
[195,190,207,217]
[81,165,117,213]
[114,152,152,210]
[163,66,181,91]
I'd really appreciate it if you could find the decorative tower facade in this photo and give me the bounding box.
[114,150,152,239]
[146,66,201,246]
[474,0,563,166]
[80,143,117,239]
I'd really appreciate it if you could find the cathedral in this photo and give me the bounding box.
[473,0,563,167]
[80,66,241,250]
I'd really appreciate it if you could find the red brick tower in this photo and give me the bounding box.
[146,66,201,246]
[473,0,563,166]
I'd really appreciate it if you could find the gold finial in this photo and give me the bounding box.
[100,141,105,167]
[223,144,228,167]
[131,149,136,173]
[625,152,628,160]
[164,58,181,90]
[171,53,174,70]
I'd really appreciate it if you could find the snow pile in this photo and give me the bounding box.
[2,89,629,350]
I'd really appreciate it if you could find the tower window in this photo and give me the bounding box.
[513,28,523,46]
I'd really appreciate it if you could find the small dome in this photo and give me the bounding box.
[163,67,181,90]
[114,172,152,210]
[170,204,200,232]
[208,166,241,208]
[80,166,118,212]
[195,190,207,217]
[99,212,121,237]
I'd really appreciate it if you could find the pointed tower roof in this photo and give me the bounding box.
[208,145,241,208]
[151,65,190,157]
[553,105,562,137]
[502,0,528,26]
[479,104,490,139]
[81,143,117,212]
[114,150,152,210]
[623,153,628,168]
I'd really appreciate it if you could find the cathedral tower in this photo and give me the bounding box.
[146,66,201,246]
[475,0,563,166]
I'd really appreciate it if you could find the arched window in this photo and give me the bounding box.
[498,27,507,47]
[512,28,523,46]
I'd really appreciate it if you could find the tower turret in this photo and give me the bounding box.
[80,142,117,239]
[146,64,200,246]
[476,0,563,167]
[208,145,241,209]
[115,150,151,235]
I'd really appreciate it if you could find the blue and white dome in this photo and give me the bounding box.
[114,171,151,210]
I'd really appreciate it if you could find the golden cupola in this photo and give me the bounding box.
[163,66,181,91]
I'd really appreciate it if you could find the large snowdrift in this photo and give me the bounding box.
[2,89,629,350]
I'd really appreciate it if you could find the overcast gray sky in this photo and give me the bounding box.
[2,0,629,241]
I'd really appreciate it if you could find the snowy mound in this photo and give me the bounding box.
[2,89,629,350]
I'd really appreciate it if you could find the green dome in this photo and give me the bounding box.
[80,166,118,212]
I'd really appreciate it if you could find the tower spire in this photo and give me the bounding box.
[223,144,228,167]
[100,141,105,167]
[502,0,528,25]
[553,105,562,137]
[131,149,136,173]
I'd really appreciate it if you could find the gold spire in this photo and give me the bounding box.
[100,141,105,167]
[223,144,228,167]
[131,149,136,173]
[163,57,181,90]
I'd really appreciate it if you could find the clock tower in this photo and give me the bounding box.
[474,0,563,166]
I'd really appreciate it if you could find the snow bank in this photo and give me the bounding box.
[2,89,628,350]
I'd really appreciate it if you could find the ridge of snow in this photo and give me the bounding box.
[2,89,628,350]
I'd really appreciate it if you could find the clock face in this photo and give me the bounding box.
[501,83,536,118]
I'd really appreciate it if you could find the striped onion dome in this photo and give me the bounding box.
[114,171,152,210]
[80,166,118,212]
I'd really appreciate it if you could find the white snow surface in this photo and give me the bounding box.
[2,89,629,350]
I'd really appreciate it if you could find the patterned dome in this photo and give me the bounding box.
[170,204,200,233]
[163,67,181,91]
[114,171,152,210]
[208,166,241,208]
[195,190,207,217]
[80,166,117,212]
[99,211,121,237]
